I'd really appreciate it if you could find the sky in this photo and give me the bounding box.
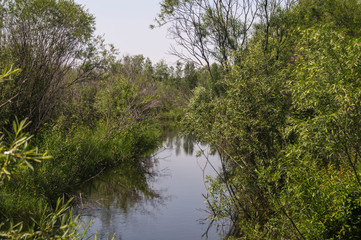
[74,0,178,64]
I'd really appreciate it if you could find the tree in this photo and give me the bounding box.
[153,60,171,82]
[154,0,259,70]
[182,1,361,238]
[0,0,111,131]
[183,62,198,90]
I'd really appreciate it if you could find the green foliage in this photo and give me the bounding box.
[0,51,165,238]
[0,1,197,239]
[186,40,293,238]
[295,0,361,36]
[7,0,361,238]
[1,198,91,239]
[0,118,89,240]
[0,118,50,183]
[31,119,160,202]
[0,66,21,84]
[290,27,361,169]
[183,62,198,90]
[181,1,361,239]
[0,0,112,131]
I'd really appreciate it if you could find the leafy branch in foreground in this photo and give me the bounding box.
[0,198,92,240]
[0,66,21,84]
[0,118,94,239]
[0,118,51,182]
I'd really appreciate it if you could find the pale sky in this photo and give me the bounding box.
[74,0,178,64]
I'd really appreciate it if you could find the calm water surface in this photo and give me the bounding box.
[75,132,225,240]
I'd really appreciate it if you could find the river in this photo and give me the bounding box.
[74,131,226,240]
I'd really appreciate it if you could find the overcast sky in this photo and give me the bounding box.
[74,0,178,64]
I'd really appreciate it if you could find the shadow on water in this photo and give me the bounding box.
[74,127,228,240]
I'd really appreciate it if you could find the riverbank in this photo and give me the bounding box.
[0,119,162,238]
[74,129,224,240]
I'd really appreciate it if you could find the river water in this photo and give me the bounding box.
[75,131,226,240]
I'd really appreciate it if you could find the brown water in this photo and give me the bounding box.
[75,132,227,240]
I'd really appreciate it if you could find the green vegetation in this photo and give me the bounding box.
[0,118,85,239]
[2,0,361,239]
[157,0,361,239]
[0,0,192,238]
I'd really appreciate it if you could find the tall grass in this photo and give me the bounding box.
[30,120,161,202]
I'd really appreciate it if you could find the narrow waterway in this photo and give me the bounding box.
[75,131,226,240]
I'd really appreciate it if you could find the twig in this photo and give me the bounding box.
[75,167,106,186]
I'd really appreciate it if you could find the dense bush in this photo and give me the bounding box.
[181,0,361,239]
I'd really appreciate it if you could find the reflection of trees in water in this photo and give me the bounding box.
[162,127,182,155]
[76,127,229,239]
[77,155,166,218]
[75,152,173,240]
[182,135,195,155]
[161,126,196,156]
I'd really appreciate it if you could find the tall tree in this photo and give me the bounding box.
[0,0,111,131]
[154,0,259,69]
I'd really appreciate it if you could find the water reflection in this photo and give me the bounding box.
[77,158,162,212]
[162,129,196,156]
[75,130,223,240]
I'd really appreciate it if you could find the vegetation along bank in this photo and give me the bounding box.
[2,0,361,239]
